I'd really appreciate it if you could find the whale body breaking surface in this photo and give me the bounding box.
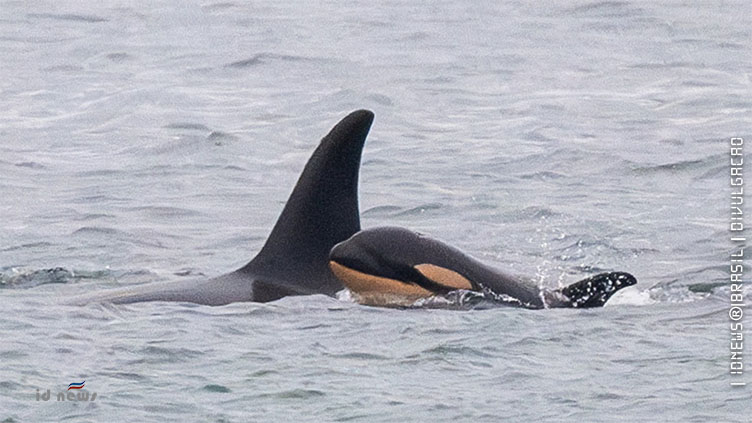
[67,110,636,308]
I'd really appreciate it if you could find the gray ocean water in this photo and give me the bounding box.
[1,1,751,421]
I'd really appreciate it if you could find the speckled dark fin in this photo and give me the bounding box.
[558,272,637,308]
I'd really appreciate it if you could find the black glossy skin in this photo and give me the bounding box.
[237,109,373,299]
[69,110,374,305]
[330,226,546,308]
[330,226,637,309]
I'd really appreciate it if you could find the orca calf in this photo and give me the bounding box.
[329,226,636,308]
[69,110,375,305]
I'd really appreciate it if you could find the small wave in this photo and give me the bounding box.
[697,164,728,180]
[626,61,698,70]
[139,346,202,364]
[518,171,568,181]
[42,64,84,72]
[206,130,238,145]
[0,267,72,288]
[257,389,325,400]
[71,194,128,204]
[687,282,726,294]
[397,31,431,42]
[567,1,640,17]
[249,369,278,377]
[99,371,149,381]
[173,269,206,277]
[362,205,403,216]
[27,13,108,23]
[646,283,713,304]
[72,213,116,221]
[164,122,211,131]
[394,203,442,217]
[504,206,562,222]
[420,344,495,359]
[106,52,130,62]
[75,169,124,177]
[680,80,717,88]
[0,267,109,289]
[72,226,122,236]
[202,384,231,393]
[225,53,311,69]
[361,158,390,167]
[1,241,53,252]
[572,264,612,273]
[14,161,46,169]
[631,157,716,174]
[127,206,204,218]
[717,41,745,50]
[328,352,389,360]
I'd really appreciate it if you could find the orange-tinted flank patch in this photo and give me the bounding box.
[329,261,433,300]
[414,263,473,291]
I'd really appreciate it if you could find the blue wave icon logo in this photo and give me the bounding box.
[67,381,85,391]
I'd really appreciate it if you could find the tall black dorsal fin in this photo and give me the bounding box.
[241,110,375,293]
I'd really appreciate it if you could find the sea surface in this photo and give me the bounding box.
[1,1,751,421]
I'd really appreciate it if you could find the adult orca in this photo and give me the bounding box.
[69,109,374,305]
[329,226,636,308]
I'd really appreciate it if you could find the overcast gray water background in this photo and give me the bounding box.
[1,1,751,421]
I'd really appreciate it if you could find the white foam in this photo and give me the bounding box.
[335,288,357,303]
[603,286,656,307]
